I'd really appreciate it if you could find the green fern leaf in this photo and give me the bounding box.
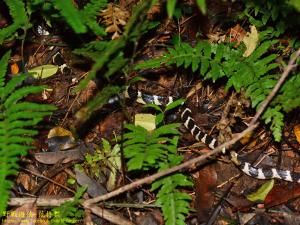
[4,86,46,108]
[52,0,87,33]
[262,106,284,141]
[0,0,29,44]
[152,174,193,225]
[0,52,56,213]
[0,51,11,87]
[81,0,107,36]
[273,73,300,112]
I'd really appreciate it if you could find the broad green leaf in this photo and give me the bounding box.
[144,103,163,113]
[135,113,156,131]
[165,99,185,111]
[196,0,206,14]
[28,65,59,79]
[155,113,164,126]
[247,179,274,202]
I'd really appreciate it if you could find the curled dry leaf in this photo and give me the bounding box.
[264,183,300,208]
[227,24,246,46]
[48,126,75,140]
[100,3,130,40]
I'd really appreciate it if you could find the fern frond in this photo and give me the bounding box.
[0,51,11,87]
[274,73,300,112]
[124,120,192,224]
[4,86,46,108]
[0,0,29,44]
[81,0,107,36]
[52,0,87,33]
[77,0,155,89]
[262,106,284,141]
[124,124,180,170]
[1,74,28,100]
[0,52,56,213]
[152,174,193,225]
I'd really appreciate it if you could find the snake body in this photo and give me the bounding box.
[50,48,300,183]
[122,85,300,183]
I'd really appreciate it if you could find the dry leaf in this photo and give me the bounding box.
[242,25,259,57]
[100,3,130,40]
[227,24,246,46]
[294,124,300,144]
[265,183,300,208]
[194,166,217,223]
[10,62,19,75]
[48,126,75,140]
[46,172,67,195]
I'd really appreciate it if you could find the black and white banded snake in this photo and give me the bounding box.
[49,48,300,183]
[109,85,300,183]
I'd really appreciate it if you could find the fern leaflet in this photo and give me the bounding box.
[0,0,29,44]
[124,123,192,224]
[0,51,56,212]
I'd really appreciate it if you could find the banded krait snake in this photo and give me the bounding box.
[110,85,300,183]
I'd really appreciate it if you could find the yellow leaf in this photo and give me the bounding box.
[48,126,75,140]
[242,25,259,57]
[135,113,156,131]
[28,64,59,79]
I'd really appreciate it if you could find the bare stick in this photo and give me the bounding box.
[8,197,73,207]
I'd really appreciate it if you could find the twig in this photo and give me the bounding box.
[22,168,75,194]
